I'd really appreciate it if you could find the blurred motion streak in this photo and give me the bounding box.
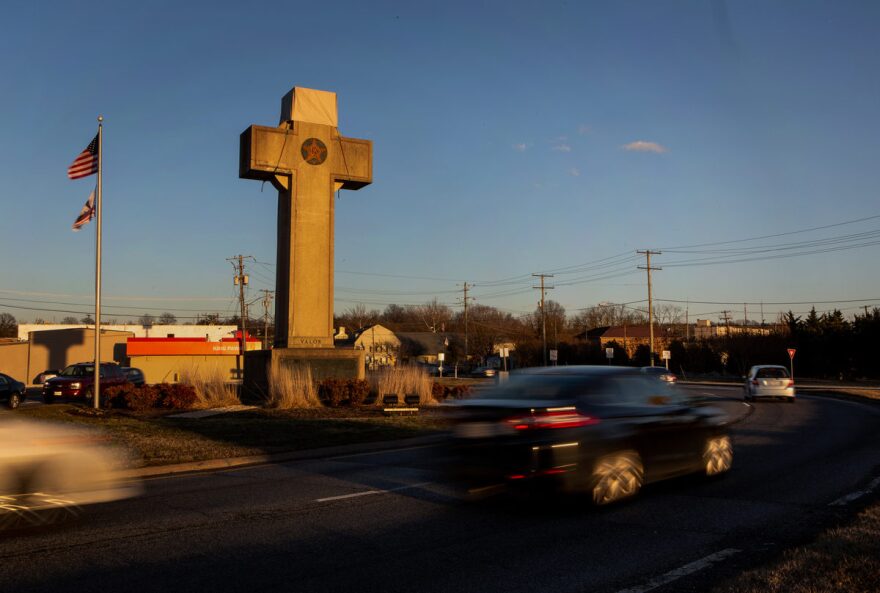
[0,416,141,530]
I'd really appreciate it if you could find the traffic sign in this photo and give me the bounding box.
[605,348,614,359]
[661,350,671,360]
[787,348,796,359]
[549,349,558,362]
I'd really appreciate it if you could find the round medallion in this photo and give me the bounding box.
[300,138,328,165]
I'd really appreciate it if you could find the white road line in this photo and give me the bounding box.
[315,482,431,503]
[615,548,741,593]
[829,476,880,506]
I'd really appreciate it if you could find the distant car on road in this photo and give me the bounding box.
[744,365,795,402]
[0,373,26,409]
[444,366,732,505]
[36,369,62,384]
[470,366,497,378]
[640,366,677,383]
[121,367,146,386]
[41,362,127,403]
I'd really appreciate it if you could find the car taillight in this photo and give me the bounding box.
[751,379,759,386]
[787,380,795,387]
[505,407,599,430]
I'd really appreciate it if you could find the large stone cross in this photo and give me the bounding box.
[240,87,372,348]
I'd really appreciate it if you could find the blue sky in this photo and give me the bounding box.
[1,0,879,325]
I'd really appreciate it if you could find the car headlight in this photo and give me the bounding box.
[69,382,81,389]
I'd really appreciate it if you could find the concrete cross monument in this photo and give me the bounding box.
[239,87,371,387]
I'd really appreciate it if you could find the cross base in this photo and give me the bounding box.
[243,348,366,401]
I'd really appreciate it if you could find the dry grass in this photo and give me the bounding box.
[179,367,241,409]
[369,365,432,404]
[713,502,880,593]
[266,363,321,409]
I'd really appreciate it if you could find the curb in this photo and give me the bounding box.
[118,433,447,480]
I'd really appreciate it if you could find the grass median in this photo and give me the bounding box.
[712,499,880,593]
[17,405,449,467]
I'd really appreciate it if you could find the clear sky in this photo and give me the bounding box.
[2,0,879,326]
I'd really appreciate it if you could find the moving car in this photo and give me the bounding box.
[444,366,731,505]
[744,365,795,402]
[640,366,677,383]
[121,367,146,387]
[0,415,141,529]
[0,373,26,409]
[471,366,497,378]
[41,362,127,403]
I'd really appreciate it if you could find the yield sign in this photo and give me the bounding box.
[787,348,796,359]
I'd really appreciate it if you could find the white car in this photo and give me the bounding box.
[744,365,796,402]
[0,416,141,529]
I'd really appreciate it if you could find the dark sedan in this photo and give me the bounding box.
[443,366,731,504]
[0,373,26,409]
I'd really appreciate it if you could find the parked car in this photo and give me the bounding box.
[443,366,732,505]
[121,367,146,386]
[744,365,795,402]
[41,362,127,403]
[640,366,677,383]
[0,373,26,409]
[36,369,62,384]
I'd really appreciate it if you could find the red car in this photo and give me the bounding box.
[41,362,127,403]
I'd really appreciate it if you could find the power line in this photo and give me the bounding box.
[637,250,661,366]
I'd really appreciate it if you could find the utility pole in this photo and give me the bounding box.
[685,300,690,342]
[457,282,475,363]
[637,250,661,366]
[532,273,554,366]
[260,289,274,349]
[228,255,254,374]
[744,303,748,328]
[720,310,732,336]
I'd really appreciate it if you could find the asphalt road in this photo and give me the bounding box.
[2,386,879,593]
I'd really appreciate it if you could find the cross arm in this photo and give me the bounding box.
[332,137,372,190]
[239,125,296,185]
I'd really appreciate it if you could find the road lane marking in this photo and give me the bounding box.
[615,548,741,593]
[315,482,432,503]
[829,476,880,506]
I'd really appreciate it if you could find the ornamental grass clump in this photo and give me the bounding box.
[266,363,321,409]
[179,367,241,409]
[370,365,432,405]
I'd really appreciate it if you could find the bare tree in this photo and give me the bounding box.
[0,313,17,338]
[138,313,156,326]
[61,316,79,324]
[340,304,379,330]
[413,298,452,333]
[158,312,177,324]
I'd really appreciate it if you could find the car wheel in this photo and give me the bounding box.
[590,451,643,505]
[7,392,21,410]
[703,435,733,476]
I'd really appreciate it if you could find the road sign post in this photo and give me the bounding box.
[661,350,671,370]
[787,348,796,380]
[549,349,558,365]
[438,352,445,378]
[605,347,614,365]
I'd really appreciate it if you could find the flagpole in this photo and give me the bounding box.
[93,116,103,409]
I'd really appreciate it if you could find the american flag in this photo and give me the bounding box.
[67,134,99,179]
[72,189,95,231]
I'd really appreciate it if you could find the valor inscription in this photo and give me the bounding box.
[301,138,328,165]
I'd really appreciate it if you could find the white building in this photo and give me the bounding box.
[18,324,238,342]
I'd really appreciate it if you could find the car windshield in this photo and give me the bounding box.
[471,374,603,401]
[59,365,93,377]
[756,367,790,379]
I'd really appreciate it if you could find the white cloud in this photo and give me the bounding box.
[569,167,581,177]
[553,143,572,152]
[622,140,668,154]
[512,143,528,152]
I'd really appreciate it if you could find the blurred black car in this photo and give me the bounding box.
[443,366,731,505]
[640,366,677,383]
[121,367,146,386]
[0,373,26,409]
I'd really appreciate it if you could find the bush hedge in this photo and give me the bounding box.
[102,382,198,411]
[318,378,372,407]
[431,383,472,402]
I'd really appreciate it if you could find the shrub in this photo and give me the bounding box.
[102,383,135,409]
[320,378,347,407]
[432,382,445,402]
[448,385,472,399]
[348,379,370,406]
[123,385,161,411]
[267,363,320,408]
[158,383,198,409]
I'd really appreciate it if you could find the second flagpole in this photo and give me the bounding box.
[93,115,103,409]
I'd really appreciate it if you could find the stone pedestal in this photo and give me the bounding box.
[244,348,365,400]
